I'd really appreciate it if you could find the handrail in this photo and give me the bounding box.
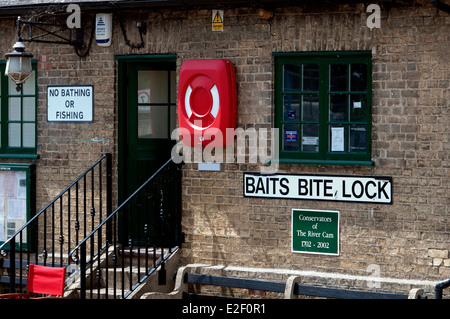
[0,153,112,293]
[68,157,182,299]
[435,278,450,299]
[70,157,173,256]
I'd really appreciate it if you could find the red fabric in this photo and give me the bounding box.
[27,264,66,296]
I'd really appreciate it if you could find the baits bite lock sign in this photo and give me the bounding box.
[178,59,237,147]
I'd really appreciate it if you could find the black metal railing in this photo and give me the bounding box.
[0,153,112,293]
[69,157,182,299]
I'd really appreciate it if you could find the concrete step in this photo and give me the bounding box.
[64,246,178,299]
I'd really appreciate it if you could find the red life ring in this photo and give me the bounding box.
[184,74,219,128]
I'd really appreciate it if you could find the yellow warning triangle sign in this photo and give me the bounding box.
[213,11,222,23]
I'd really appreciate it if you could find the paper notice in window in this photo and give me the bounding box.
[6,199,26,220]
[331,127,345,152]
[353,101,362,109]
[16,172,27,199]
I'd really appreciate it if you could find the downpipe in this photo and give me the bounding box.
[435,278,450,299]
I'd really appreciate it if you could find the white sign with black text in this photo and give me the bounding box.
[47,85,93,122]
[244,173,392,204]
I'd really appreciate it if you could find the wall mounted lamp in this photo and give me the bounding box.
[5,16,87,91]
[5,40,33,91]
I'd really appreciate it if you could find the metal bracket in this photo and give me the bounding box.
[17,17,83,48]
[15,16,92,57]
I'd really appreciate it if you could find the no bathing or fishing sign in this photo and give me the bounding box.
[47,85,93,122]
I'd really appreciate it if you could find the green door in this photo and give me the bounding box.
[118,56,177,245]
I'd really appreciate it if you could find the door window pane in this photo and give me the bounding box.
[138,105,168,139]
[330,64,347,91]
[283,64,301,92]
[149,106,169,138]
[138,105,152,138]
[138,70,168,104]
[302,64,319,91]
[350,64,367,91]
[170,104,177,133]
[170,70,176,102]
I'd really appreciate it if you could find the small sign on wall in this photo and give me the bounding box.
[212,10,224,31]
[47,85,93,122]
[292,209,339,256]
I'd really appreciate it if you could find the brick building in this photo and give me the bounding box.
[0,0,448,299]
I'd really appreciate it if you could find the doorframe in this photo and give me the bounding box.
[116,54,177,204]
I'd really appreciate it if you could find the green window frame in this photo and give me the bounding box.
[0,62,38,158]
[274,51,373,166]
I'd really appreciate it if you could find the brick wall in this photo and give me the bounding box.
[176,2,450,284]
[0,0,447,290]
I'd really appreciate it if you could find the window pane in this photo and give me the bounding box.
[330,64,347,91]
[283,64,300,92]
[349,126,367,152]
[350,64,367,91]
[8,77,17,95]
[302,94,319,122]
[302,124,319,152]
[138,105,168,139]
[151,106,169,138]
[282,124,299,151]
[329,94,347,122]
[302,64,319,91]
[283,95,300,121]
[138,105,151,138]
[23,97,35,121]
[350,94,367,122]
[138,70,168,104]
[170,105,177,133]
[170,70,176,102]
[8,123,21,147]
[23,123,35,147]
[9,97,21,121]
[22,71,36,95]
